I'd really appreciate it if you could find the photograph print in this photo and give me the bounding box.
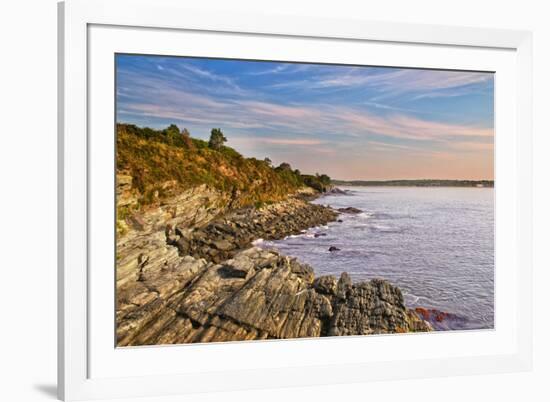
[115,54,494,346]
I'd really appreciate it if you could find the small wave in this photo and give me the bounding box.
[372,212,393,219]
[404,292,420,304]
[358,212,374,219]
[404,293,434,307]
[372,224,391,230]
[251,238,264,246]
[257,240,275,248]
[370,224,405,234]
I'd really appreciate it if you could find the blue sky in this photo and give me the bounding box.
[116,54,494,180]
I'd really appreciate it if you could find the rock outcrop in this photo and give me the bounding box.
[117,247,431,346]
[116,182,432,346]
[169,197,338,263]
[116,180,232,240]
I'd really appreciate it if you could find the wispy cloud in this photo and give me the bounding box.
[119,70,492,143]
[179,64,240,89]
[248,64,312,76]
[116,55,494,179]
[270,68,492,101]
[236,101,322,120]
[334,109,493,141]
[248,65,290,75]
[363,101,422,114]
[376,69,491,93]
[121,60,250,98]
[256,138,325,146]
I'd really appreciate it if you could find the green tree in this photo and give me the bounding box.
[208,128,227,150]
[165,124,180,145]
[319,174,331,185]
[264,157,272,167]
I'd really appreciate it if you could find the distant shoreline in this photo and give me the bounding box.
[331,179,494,188]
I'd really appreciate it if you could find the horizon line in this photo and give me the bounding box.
[331,178,494,182]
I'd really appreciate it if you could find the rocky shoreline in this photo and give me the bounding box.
[116,182,433,346]
[166,195,339,263]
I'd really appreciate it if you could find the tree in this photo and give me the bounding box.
[264,157,272,166]
[278,162,292,171]
[181,128,194,149]
[208,128,227,150]
[319,174,331,185]
[165,124,180,145]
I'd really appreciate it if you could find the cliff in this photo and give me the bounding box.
[115,124,432,346]
[116,180,431,346]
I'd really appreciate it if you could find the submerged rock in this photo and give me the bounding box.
[414,307,466,330]
[337,207,363,214]
[328,187,350,195]
[329,246,341,252]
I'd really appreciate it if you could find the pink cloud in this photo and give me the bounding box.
[232,136,324,146]
[337,109,493,141]
[236,101,322,120]
[261,138,325,145]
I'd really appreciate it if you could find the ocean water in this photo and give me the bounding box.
[258,186,494,330]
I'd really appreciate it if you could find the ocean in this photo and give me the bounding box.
[257,186,494,330]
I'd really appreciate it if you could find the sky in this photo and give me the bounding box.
[116,54,494,180]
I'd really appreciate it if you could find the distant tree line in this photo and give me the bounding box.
[331,179,494,187]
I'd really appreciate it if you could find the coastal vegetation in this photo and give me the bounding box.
[116,123,332,212]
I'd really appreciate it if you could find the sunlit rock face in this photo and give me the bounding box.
[116,185,431,346]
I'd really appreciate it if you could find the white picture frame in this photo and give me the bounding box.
[58,0,533,400]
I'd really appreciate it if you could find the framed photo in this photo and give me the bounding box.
[58,0,533,400]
